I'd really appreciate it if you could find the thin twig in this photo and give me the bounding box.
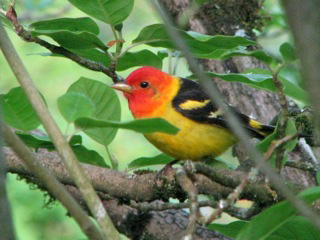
[264,133,298,161]
[173,52,181,75]
[205,168,257,224]
[1,123,104,240]
[151,0,320,230]
[168,49,173,74]
[129,199,258,220]
[105,146,118,170]
[0,20,120,239]
[285,160,318,173]
[175,167,198,240]
[269,63,290,170]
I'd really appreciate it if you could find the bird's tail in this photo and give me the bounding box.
[248,119,275,139]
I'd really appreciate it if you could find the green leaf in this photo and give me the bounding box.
[0,87,41,131]
[30,17,100,35]
[128,153,173,169]
[132,24,256,59]
[280,42,297,62]
[31,30,107,50]
[200,71,275,92]
[72,145,109,168]
[282,118,298,152]
[256,131,277,153]
[57,92,95,123]
[68,0,134,26]
[203,68,308,104]
[75,117,179,135]
[221,49,274,65]
[16,132,82,149]
[68,77,120,146]
[208,221,247,238]
[236,187,320,240]
[279,76,309,104]
[266,216,320,240]
[117,50,163,71]
[37,49,162,72]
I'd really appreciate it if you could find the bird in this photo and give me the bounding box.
[111,66,275,162]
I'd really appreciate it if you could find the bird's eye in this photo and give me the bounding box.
[140,82,149,88]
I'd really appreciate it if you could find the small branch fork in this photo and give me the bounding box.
[270,63,291,170]
[176,166,199,240]
[2,5,123,83]
[199,133,299,225]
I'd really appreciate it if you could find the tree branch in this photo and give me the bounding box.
[4,147,313,210]
[176,167,199,239]
[4,149,231,240]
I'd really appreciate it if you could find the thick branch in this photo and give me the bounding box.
[4,147,311,208]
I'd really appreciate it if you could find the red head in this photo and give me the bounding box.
[112,67,179,118]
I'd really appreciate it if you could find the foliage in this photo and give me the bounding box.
[0,0,317,240]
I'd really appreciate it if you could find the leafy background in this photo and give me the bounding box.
[0,0,302,239]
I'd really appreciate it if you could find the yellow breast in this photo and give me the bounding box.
[144,104,237,160]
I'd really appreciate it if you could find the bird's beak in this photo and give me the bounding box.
[111,82,133,94]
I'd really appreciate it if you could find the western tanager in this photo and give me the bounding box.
[112,67,274,161]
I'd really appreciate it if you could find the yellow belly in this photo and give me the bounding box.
[144,105,237,160]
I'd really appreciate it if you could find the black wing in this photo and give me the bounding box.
[172,78,271,139]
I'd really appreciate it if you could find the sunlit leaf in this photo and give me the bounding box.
[57,92,95,123]
[31,30,107,50]
[200,71,275,91]
[237,187,320,240]
[30,17,100,35]
[34,49,163,72]
[133,24,256,59]
[117,50,163,71]
[75,117,179,134]
[128,153,173,169]
[0,87,41,131]
[68,77,120,146]
[68,0,134,26]
[196,68,308,104]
